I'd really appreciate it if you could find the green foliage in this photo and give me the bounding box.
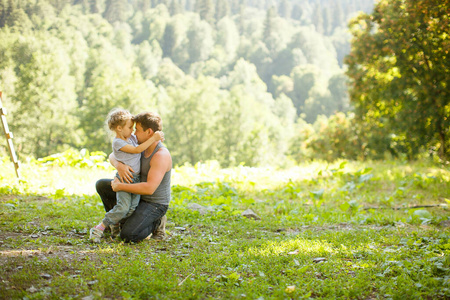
[346,0,450,160]
[36,148,111,169]
[103,0,130,24]
[290,112,362,162]
[214,0,229,22]
[0,29,79,158]
[215,16,239,62]
[186,16,214,64]
[0,0,378,166]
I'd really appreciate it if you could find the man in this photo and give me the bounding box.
[95,112,172,243]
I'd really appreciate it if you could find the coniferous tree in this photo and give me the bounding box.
[237,3,245,34]
[264,0,274,10]
[278,0,290,19]
[103,0,128,23]
[157,0,170,7]
[263,6,276,43]
[178,0,186,11]
[214,0,229,22]
[254,0,264,10]
[0,0,9,27]
[89,0,100,13]
[322,6,332,35]
[312,4,323,34]
[184,0,192,11]
[48,0,69,13]
[229,0,239,14]
[332,2,344,29]
[135,0,151,13]
[169,0,182,15]
[291,4,302,20]
[262,6,277,55]
[162,22,176,57]
[5,6,32,30]
[196,0,214,24]
[73,0,87,12]
[4,0,15,26]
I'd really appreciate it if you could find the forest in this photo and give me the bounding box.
[0,0,449,167]
[0,0,375,166]
[0,1,449,299]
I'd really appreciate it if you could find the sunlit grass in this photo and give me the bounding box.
[2,157,448,202]
[0,156,449,299]
[247,238,336,257]
[0,157,114,196]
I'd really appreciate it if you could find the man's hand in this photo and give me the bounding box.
[117,162,134,183]
[111,177,121,192]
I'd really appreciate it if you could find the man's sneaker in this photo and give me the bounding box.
[151,215,167,240]
[89,227,104,243]
[110,224,121,238]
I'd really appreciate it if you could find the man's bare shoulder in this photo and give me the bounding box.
[154,146,170,158]
[150,147,172,169]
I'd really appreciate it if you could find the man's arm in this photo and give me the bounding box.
[109,153,134,183]
[111,149,171,195]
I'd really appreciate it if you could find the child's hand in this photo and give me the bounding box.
[111,177,121,192]
[154,131,165,142]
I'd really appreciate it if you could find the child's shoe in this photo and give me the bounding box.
[89,227,104,243]
[110,224,121,238]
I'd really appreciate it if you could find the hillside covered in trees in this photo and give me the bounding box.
[1,0,380,166]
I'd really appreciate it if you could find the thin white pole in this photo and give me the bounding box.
[0,91,20,179]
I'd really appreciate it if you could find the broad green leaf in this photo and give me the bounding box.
[412,209,432,220]
[339,202,350,212]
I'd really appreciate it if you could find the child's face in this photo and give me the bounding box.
[120,119,134,138]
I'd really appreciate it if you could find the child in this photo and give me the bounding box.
[89,108,164,243]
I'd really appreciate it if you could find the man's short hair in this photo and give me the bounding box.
[133,112,162,132]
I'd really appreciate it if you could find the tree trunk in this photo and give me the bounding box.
[437,121,446,160]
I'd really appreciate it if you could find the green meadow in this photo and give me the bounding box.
[0,155,449,299]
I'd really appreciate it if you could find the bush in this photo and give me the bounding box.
[35,148,112,169]
[290,112,363,161]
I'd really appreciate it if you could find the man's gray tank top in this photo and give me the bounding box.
[140,142,171,205]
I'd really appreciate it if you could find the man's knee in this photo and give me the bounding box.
[96,179,111,194]
[119,230,131,242]
[120,226,140,243]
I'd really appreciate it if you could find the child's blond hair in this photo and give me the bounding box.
[106,108,133,131]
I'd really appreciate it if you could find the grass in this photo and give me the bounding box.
[0,157,449,299]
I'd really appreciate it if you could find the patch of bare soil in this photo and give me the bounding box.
[277,222,425,236]
[0,230,101,268]
[0,194,18,202]
[0,195,52,203]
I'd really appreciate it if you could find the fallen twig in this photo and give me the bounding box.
[363,204,445,210]
[178,270,195,286]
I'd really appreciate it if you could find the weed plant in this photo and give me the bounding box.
[0,156,449,299]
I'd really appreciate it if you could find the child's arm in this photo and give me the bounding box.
[119,131,164,154]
